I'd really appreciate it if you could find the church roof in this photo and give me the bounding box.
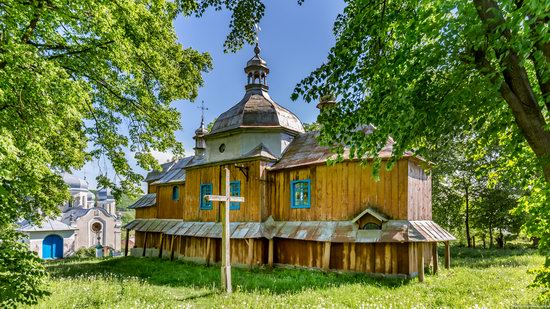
[208,90,304,136]
[241,143,278,161]
[151,156,194,185]
[144,161,176,182]
[128,193,157,209]
[61,206,116,223]
[270,130,413,170]
[18,218,76,232]
[62,173,88,190]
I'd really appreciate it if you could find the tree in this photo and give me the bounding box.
[1,0,212,306]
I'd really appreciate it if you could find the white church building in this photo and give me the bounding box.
[18,173,122,259]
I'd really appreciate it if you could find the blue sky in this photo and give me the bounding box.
[76,0,346,189]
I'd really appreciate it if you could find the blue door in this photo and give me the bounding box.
[43,235,63,259]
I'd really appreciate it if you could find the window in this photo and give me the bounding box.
[172,186,179,201]
[230,181,241,210]
[200,183,213,210]
[362,223,381,230]
[291,179,311,209]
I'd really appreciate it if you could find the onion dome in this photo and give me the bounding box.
[62,173,89,190]
[208,44,304,136]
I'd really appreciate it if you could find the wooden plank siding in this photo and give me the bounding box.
[268,159,413,221]
[407,160,432,220]
[135,206,158,219]
[184,160,265,222]
[156,183,185,219]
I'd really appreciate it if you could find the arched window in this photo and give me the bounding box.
[172,186,179,201]
[362,223,381,230]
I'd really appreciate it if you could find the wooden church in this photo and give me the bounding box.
[124,44,455,280]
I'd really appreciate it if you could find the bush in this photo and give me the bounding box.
[74,247,96,258]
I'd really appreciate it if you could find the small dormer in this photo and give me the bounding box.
[351,207,389,230]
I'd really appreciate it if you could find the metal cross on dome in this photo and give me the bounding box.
[197,100,208,124]
[254,23,261,46]
[204,168,245,293]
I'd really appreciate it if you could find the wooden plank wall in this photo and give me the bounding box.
[135,207,158,219]
[184,160,264,222]
[268,160,410,221]
[275,239,411,275]
[407,161,432,220]
[156,183,185,219]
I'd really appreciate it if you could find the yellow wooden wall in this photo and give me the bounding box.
[135,206,158,219]
[407,161,432,220]
[183,159,268,222]
[267,160,410,221]
[156,183,185,219]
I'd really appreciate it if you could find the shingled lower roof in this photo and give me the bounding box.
[124,218,455,243]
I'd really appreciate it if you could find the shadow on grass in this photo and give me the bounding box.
[442,246,539,269]
[45,257,410,294]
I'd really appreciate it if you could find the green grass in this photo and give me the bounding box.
[28,246,546,308]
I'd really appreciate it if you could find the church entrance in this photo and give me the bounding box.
[42,234,63,259]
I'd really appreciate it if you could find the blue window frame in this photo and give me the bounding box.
[200,183,213,210]
[229,181,241,210]
[172,186,179,201]
[291,179,311,209]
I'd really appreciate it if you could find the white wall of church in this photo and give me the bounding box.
[73,210,121,251]
[206,131,294,162]
[25,231,76,258]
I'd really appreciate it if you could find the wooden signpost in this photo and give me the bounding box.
[204,168,245,293]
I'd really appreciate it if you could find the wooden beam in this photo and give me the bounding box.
[417,243,425,282]
[142,232,148,257]
[158,234,165,258]
[206,238,212,266]
[432,242,439,274]
[170,235,176,261]
[268,238,274,267]
[323,242,331,271]
[247,238,254,269]
[444,241,451,269]
[124,229,130,257]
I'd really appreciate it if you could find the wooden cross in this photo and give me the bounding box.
[204,168,244,293]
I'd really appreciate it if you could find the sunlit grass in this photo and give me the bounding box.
[27,246,546,308]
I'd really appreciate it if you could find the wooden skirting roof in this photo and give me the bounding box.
[125,218,455,243]
[128,193,157,209]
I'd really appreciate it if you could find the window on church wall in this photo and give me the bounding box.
[172,186,179,201]
[200,183,213,210]
[229,181,241,210]
[291,179,311,209]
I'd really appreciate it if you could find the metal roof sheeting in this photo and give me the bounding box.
[128,193,157,209]
[270,131,414,171]
[151,156,194,185]
[124,218,455,243]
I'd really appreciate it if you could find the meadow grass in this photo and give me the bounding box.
[27,246,546,308]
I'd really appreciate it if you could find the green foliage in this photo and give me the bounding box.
[1,0,211,305]
[29,247,546,308]
[74,247,96,259]
[302,122,320,132]
[0,229,48,307]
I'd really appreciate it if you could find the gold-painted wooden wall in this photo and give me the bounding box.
[135,206,158,219]
[407,161,432,220]
[267,160,411,221]
[156,183,185,219]
[183,159,268,222]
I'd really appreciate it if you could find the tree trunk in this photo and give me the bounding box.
[465,182,471,248]
[474,0,550,182]
[489,222,493,248]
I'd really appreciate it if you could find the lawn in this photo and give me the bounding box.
[27,246,546,308]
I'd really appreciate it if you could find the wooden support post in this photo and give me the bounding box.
[417,243,425,282]
[268,238,274,267]
[170,235,176,261]
[142,232,148,257]
[247,238,254,269]
[444,241,451,269]
[206,238,212,266]
[158,234,165,258]
[124,229,130,257]
[323,242,331,271]
[432,242,439,274]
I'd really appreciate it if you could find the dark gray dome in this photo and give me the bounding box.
[62,173,88,190]
[208,90,304,135]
